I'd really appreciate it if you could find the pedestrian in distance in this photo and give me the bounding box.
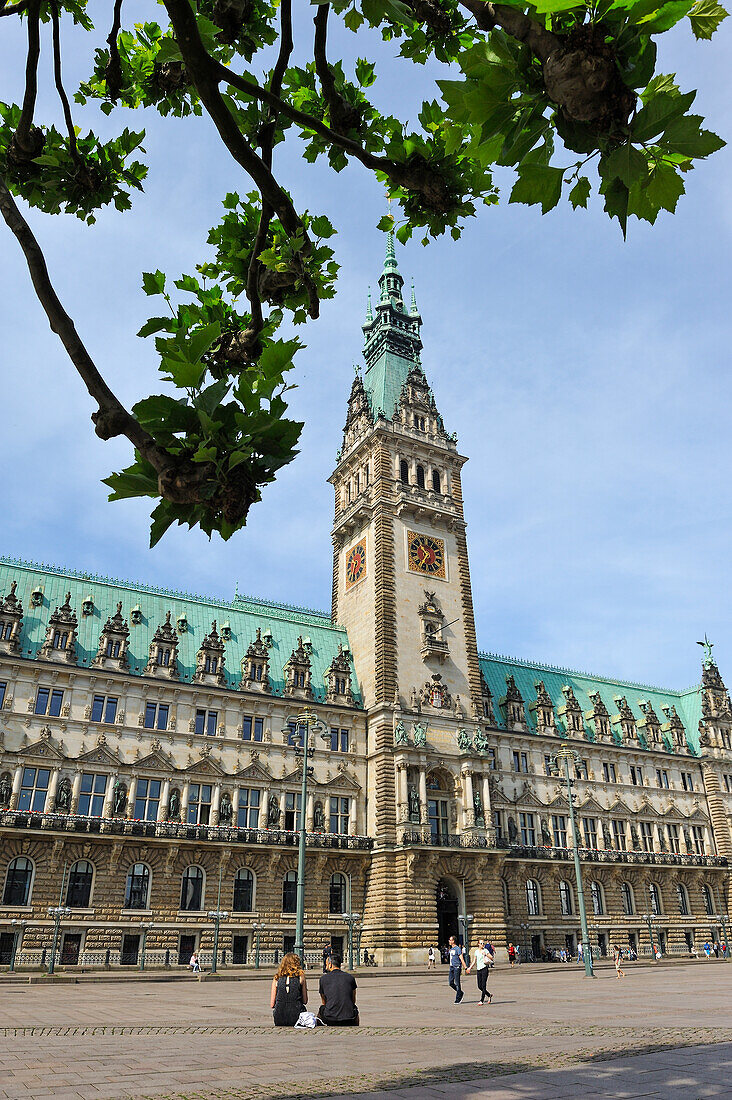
[507,942,516,968]
[474,939,492,1005]
[189,951,201,973]
[427,946,436,970]
[485,941,496,969]
[322,941,332,972]
[448,934,470,1004]
[613,944,625,979]
[271,953,308,1026]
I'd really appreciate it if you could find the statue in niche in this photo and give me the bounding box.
[457,728,472,752]
[658,829,667,852]
[412,722,427,748]
[56,777,72,812]
[540,818,552,846]
[268,793,281,826]
[408,785,420,822]
[313,800,326,831]
[0,773,11,809]
[219,792,233,826]
[630,823,640,850]
[394,721,409,746]
[473,790,484,825]
[683,826,693,852]
[601,821,612,849]
[113,781,128,815]
[168,788,181,821]
[507,815,518,843]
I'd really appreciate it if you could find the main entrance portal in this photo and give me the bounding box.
[436,880,459,949]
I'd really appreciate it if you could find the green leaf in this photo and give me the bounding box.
[660,115,726,157]
[636,0,694,32]
[509,165,564,214]
[568,177,591,209]
[355,58,376,87]
[137,316,174,339]
[605,143,649,188]
[377,214,395,231]
[631,89,695,143]
[643,160,685,212]
[149,501,177,549]
[141,270,167,296]
[343,5,365,30]
[188,322,221,364]
[601,177,630,237]
[310,214,336,238]
[688,0,728,36]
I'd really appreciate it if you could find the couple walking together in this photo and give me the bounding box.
[448,935,493,1005]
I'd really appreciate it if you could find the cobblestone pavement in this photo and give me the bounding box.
[0,962,730,1099]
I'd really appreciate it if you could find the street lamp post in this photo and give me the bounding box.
[641,912,658,962]
[47,907,72,975]
[9,919,27,972]
[458,913,474,957]
[716,913,730,960]
[207,866,229,975]
[551,745,595,978]
[342,912,360,970]
[139,922,153,971]
[252,922,265,969]
[282,709,332,961]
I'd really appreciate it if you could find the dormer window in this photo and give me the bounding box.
[204,655,218,675]
[144,611,180,680]
[53,630,68,650]
[40,592,78,663]
[240,628,271,692]
[106,639,121,658]
[193,621,226,686]
[92,602,130,671]
[157,647,171,667]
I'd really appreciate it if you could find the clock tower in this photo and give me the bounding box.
[329,235,490,962]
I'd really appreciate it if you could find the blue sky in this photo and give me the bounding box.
[1,5,731,691]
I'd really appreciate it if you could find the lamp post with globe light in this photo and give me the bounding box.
[550,745,594,978]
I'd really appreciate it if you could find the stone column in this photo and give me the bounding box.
[396,762,408,822]
[306,791,315,832]
[70,769,82,814]
[418,768,428,826]
[482,773,491,830]
[211,783,222,825]
[103,772,118,818]
[125,776,138,819]
[231,787,240,828]
[180,781,191,824]
[462,768,474,828]
[349,796,357,834]
[46,768,60,812]
[158,778,170,822]
[262,785,271,829]
[9,764,23,810]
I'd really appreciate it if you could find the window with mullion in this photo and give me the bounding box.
[612,819,627,851]
[18,767,50,812]
[329,796,349,834]
[551,814,568,848]
[78,773,107,816]
[194,709,218,737]
[237,787,260,828]
[144,703,169,731]
[667,823,681,853]
[284,791,302,830]
[134,778,161,821]
[35,687,64,717]
[187,784,212,824]
[428,798,449,840]
[90,694,118,724]
[329,727,350,752]
[640,821,654,852]
[583,817,598,849]
[241,716,263,742]
[519,812,535,846]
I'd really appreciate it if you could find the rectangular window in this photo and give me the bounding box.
[0,682,6,708]
[519,812,535,846]
[428,798,449,840]
[543,754,553,777]
[187,783,212,824]
[640,821,654,852]
[602,762,616,783]
[237,788,261,828]
[195,709,218,737]
[35,687,64,717]
[583,817,598,849]
[656,769,669,789]
[721,730,731,749]
[629,765,644,786]
[724,775,732,793]
[133,778,161,821]
[667,822,680,853]
[681,772,695,792]
[78,773,108,817]
[91,694,118,724]
[287,720,302,748]
[330,726,350,752]
[692,825,706,855]
[493,809,504,841]
[330,796,350,834]
[18,767,50,812]
[551,814,568,848]
[241,716,264,742]
[612,819,627,851]
[284,791,302,831]
[487,748,497,770]
[574,760,588,780]
[144,702,169,731]
[513,751,528,773]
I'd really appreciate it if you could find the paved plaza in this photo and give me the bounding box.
[0,962,730,1099]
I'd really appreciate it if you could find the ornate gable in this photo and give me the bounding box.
[342,369,374,451]
[240,628,271,693]
[660,704,687,750]
[558,685,584,734]
[531,680,556,734]
[611,695,637,743]
[144,611,180,680]
[91,602,130,672]
[0,581,23,656]
[193,621,226,686]
[184,755,226,776]
[283,636,314,699]
[39,592,78,663]
[234,759,273,782]
[330,764,361,791]
[77,740,121,767]
[135,747,176,772]
[21,727,66,762]
[637,699,661,745]
[577,794,606,815]
[586,691,612,741]
[324,644,355,705]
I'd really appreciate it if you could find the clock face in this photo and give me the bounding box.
[345,541,367,588]
[407,531,446,577]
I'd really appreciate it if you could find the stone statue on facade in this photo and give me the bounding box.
[168,788,181,821]
[219,792,233,826]
[540,818,551,846]
[601,821,612,848]
[408,784,420,822]
[473,729,490,754]
[630,823,640,850]
[507,815,518,843]
[457,728,472,752]
[394,721,409,746]
[473,789,484,825]
[268,793,281,826]
[697,634,714,666]
[113,781,127,816]
[412,722,427,748]
[314,800,326,831]
[56,777,72,812]
[0,773,11,809]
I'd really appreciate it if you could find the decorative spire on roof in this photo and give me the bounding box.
[40,592,78,663]
[410,280,419,316]
[193,620,226,686]
[366,288,373,322]
[240,627,271,693]
[144,610,180,679]
[0,581,23,656]
[92,601,130,671]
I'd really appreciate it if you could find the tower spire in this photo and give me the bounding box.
[366,287,373,322]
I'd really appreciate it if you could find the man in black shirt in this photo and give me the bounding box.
[318,953,359,1026]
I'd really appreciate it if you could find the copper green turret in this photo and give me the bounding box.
[361,229,422,420]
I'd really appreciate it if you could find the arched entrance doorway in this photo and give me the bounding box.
[436,879,459,949]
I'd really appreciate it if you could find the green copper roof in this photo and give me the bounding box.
[0,557,361,705]
[479,651,703,754]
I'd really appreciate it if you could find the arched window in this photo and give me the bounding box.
[702,884,713,915]
[66,860,94,908]
[400,459,409,484]
[180,866,204,911]
[590,881,604,916]
[649,882,662,915]
[3,857,33,906]
[526,878,540,916]
[233,868,254,912]
[329,872,348,914]
[416,464,425,490]
[282,870,297,913]
[677,883,690,916]
[124,863,150,910]
[559,880,573,916]
[621,881,635,916]
[502,879,511,916]
[432,469,441,493]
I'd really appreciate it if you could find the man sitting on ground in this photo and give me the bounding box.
[318,952,359,1026]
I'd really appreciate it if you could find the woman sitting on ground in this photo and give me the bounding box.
[271,953,308,1026]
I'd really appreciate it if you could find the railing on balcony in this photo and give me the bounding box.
[0,810,374,850]
[496,839,727,868]
[399,829,491,849]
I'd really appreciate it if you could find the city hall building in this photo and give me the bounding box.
[0,239,730,970]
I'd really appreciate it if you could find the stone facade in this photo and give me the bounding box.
[0,237,730,969]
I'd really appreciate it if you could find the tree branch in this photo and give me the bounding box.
[50,1,82,165]
[0,0,29,16]
[15,0,41,150]
[313,4,338,113]
[458,0,558,60]
[105,0,124,101]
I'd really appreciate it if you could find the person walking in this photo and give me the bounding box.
[507,942,516,968]
[474,939,492,1005]
[613,944,625,979]
[448,935,470,1004]
[485,941,496,969]
[271,953,308,1026]
[427,946,436,970]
